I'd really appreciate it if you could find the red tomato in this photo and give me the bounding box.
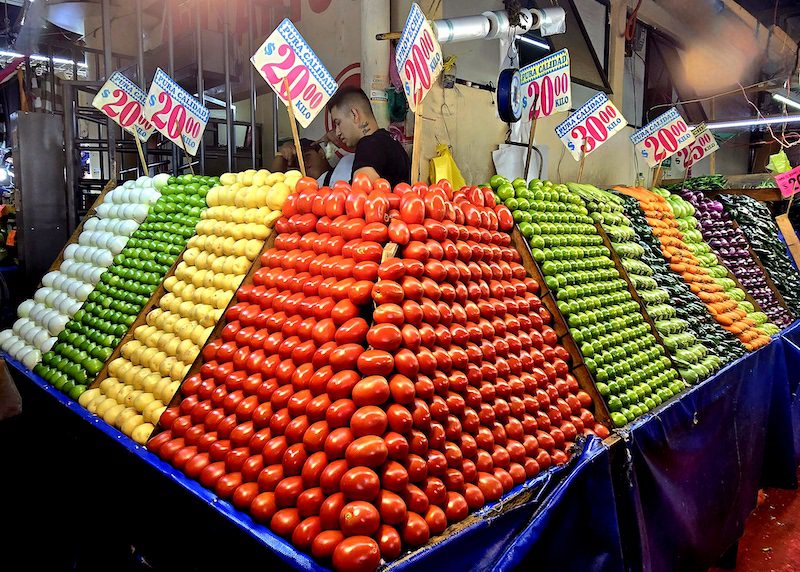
[312,530,345,559]
[320,491,347,529]
[352,375,390,407]
[348,280,375,305]
[340,466,381,501]
[345,435,389,468]
[326,399,358,429]
[357,350,395,376]
[250,492,277,522]
[332,536,381,572]
[297,486,326,518]
[373,280,405,305]
[335,317,370,345]
[401,512,430,546]
[340,501,380,536]
[400,195,425,225]
[270,507,301,537]
[388,219,411,245]
[329,345,365,372]
[350,405,389,437]
[376,524,402,560]
[384,432,410,461]
[320,461,350,495]
[373,303,405,326]
[292,516,323,550]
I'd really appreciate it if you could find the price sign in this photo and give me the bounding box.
[144,69,209,156]
[521,49,571,120]
[775,165,800,198]
[251,18,338,128]
[631,107,695,168]
[396,3,443,110]
[555,92,626,160]
[673,124,719,170]
[92,71,154,142]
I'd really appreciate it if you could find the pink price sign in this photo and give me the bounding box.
[92,71,154,142]
[775,165,800,198]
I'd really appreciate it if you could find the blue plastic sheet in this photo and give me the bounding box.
[778,320,800,463]
[618,335,798,572]
[4,354,624,572]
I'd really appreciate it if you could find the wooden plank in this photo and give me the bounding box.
[164,231,277,409]
[593,222,683,374]
[706,187,782,202]
[88,243,189,389]
[41,176,118,283]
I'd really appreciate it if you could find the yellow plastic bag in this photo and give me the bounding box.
[429,144,466,189]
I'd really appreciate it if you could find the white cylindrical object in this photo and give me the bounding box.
[432,15,490,44]
[361,0,391,128]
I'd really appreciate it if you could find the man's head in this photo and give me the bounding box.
[298,138,330,179]
[327,86,377,147]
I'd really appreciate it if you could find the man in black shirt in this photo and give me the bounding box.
[327,86,411,187]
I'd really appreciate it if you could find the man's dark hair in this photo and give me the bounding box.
[327,85,375,119]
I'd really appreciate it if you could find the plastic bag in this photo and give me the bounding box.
[429,144,466,189]
[767,150,792,174]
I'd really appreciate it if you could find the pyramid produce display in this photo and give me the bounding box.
[0,176,163,375]
[631,188,776,350]
[492,176,685,427]
[147,177,606,571]
[676,189,794,328]
[34,174,218,399]
[615,191,746,366]
[718,193,800,315]
[77,169,297,443]
[567,183,722,385]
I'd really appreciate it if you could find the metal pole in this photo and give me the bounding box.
[248,0,257,168]
[47,47,55,113]
[136,0,147,175]
[271,7,278,156]
[223,1,233,172]
[63,83,77,232]
[71,47,78,82]
[102,0,116,180]
[167,0,177,175]
[195,0,205,174]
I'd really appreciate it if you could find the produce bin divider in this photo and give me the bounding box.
[511,227,612,427]
[88,242,190,390]
[593,222,683,375]
[162,231,278,411]
[41,176,119,286]
[730,219,795,318]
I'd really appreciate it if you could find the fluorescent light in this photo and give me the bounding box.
[0,50,87,67]
[517,35,550,50]
[702,115,800,130]
[773,93,800,111]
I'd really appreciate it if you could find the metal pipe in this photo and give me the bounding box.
[63,82,77,232]
[102,0,116,180]
[195,0,205,174]
[47,47,55,113]
[223,0,233,172]
[136,0,147,176]
[248,0,257,168]
[167,0,177,175]
[71,47,78,82]
[271,6,278,156]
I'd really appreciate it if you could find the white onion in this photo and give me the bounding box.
[12,318,30,335]
[34,288,51,304]
[109,235,128,255]
[17,299,35,318]
[0,329,13,346]
[64,243,79,259]
[84,217,99,230]
[40,337,56,354]
[22,348,41,370]
[46,314,69,336]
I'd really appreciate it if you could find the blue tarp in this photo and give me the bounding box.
[779,320,800,463]
[617,330,799,572]
[4,354,624,572]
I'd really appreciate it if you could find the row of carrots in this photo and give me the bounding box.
[614,187,770,351]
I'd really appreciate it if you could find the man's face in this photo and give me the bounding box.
[330,105,363,148]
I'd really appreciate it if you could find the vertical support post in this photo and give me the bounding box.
[606,0,626,110]
[248,0,257,169]
[64,82,77,232]
[223,0,234,172]
[195,0,206,174]
[71,47,78,83]
[709,99,717,175]
[136,0,148,175]
[167,0,177,175]
[102,0,117,181]
[47,47,55,113]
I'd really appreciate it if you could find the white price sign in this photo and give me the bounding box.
[555,92,626,160]
[521,49,571,120]
[396,3,443,110]
[673,124,719,171]
[92,71,155,142]
[251,18,338,128]
[144,69,209,156]
[631,107,695,168]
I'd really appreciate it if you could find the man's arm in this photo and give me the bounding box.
[353,166,380,183]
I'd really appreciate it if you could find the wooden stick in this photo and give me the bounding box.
[410,91,424,183]
[653,160,664,187]
[524,94,540,179]
[179,137,195,175]
[134,135,148,176]
[283,77,305,177]
[577,142,588,183]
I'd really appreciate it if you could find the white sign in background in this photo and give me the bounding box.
[92,71,155,142]
[395,3,443,111]
[631,107,695,168]
[555,92,627,160]
[143,68,209,156]
[252,18,338,129]
[521,49,571,120]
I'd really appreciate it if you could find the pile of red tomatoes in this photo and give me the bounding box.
[148,175,607,571]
